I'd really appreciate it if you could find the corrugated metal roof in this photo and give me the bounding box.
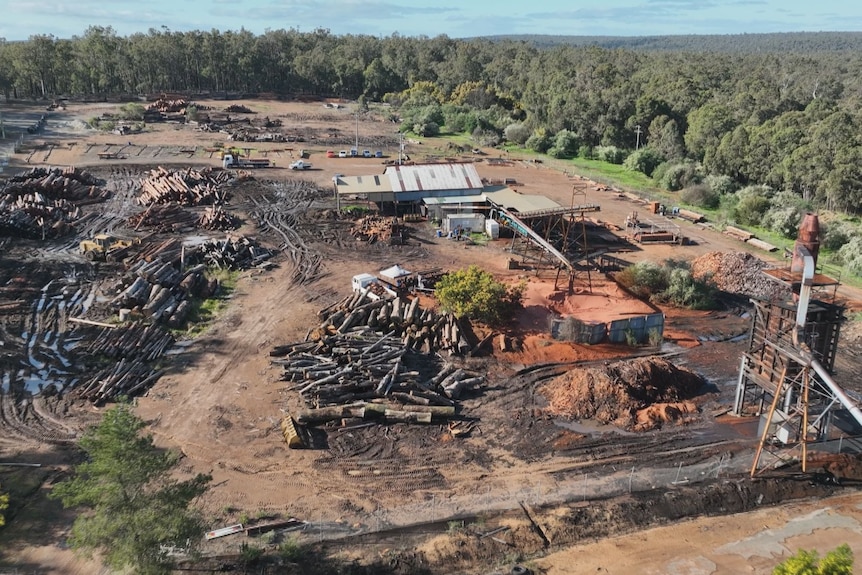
[385,163,482,193]
[483,188,561,213]
[334,173,393,195]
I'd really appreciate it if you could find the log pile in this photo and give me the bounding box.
[272,333,481,424]
[113,259,214,326]
[198,236,275,270]
[0,167,109,238]
[137,167,233,206]
[76,322,174,403]
[691,251,790,301]
[128,204,198,233]
[146,96,194,115]
[314,291,471,356]
[350,215,399,243]
[224,104,255,114]
[198,206,239,231]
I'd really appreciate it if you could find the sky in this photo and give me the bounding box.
[1,0,861,41]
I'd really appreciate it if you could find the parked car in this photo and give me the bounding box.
[338,150,348,158]
[326,150,335,158]
[363,150,372,158]
[375,150,383,158]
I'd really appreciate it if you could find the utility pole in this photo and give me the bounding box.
[635,125,642,150]
[354,112,359,152]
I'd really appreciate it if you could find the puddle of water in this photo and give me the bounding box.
[554,418,639,437]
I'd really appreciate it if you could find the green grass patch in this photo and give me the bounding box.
[176,269,239,338]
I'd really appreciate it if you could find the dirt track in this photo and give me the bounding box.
[2,98,862,574]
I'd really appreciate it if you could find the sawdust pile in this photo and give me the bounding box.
[690,251,790,300]
[541,357,704,431]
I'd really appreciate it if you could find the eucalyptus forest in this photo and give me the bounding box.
[2,27,862,272]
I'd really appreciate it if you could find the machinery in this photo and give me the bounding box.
[222,153,271,169]
[79,234,140,261]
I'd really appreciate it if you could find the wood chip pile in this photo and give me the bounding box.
[0,167,109,238]
[691,251,790,300]
[541,357,704,431]
[138,167,233,206]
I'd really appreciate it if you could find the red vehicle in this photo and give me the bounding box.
[326,150,335,158]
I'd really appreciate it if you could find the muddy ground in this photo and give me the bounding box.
[1,97,862,574]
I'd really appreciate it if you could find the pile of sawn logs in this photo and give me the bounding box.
[314,290,472,356]
[0,167,109,238]
[198,236,275,270]
[113,258,215,327]
[75,322,174,403]
[272,333,482,426]
[138,167,233,206]
[350,215,398,244]
[128,204,237,232]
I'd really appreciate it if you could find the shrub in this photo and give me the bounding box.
[413,121,440,137]
[706,174,737,196]
[659,161,702,191]
[552,129,579,158]
[732,185,773,226]
[525,128,552,153]
[762,206,802,239]
[662,266,717,309]
[435,266,524,326]
[472,127,501,147]
[822,221,851,252]
[504,123,530,146]
[617,261,716,309]
[624,147,664,177]
[595,145,626,164]
[682,184,720,209]
[616,261,668,299]
[838,236,862,276]
[118,103,145,121]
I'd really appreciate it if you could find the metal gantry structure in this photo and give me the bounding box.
[734,215,862,476]
[490,181,602,292]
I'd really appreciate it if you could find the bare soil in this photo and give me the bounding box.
[1,97,862,574]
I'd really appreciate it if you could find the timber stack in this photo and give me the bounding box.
[0,167,109,238]
[128,204,198,233]
[314,290,471,356]
[272,334,481,426]
[137,166,233,206]
[198,206,239,231]
[350,215,399,244]
[198,236,275,270]
[76,322,174,403]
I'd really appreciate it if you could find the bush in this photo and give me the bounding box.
[822,221,851,252]
[617,261,716,309]
[731,185,773,226]
[472,127,501,147]
[552,129,579,158]
[118,103,145,121]
[838,236,862,276]
[525,128,552,153]
[762,206,802,239]
[504,123,530,146]
[659,161,702,191]
[616,261,668,299]
[681,184,720,209]
[663,266,717,309]
[624,147,664,177]
[435,266,524,326]
[413,121,439,137]
[706,174,737,196]
[595,145,627,164]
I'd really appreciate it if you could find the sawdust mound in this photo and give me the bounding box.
[541,357,704,431]
[690,251,790,300]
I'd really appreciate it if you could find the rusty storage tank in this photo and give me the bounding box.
[791,213,821,273]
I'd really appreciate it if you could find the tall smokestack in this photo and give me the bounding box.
[791,213,821,273]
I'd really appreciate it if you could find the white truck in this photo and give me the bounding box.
[351,273,397,300]
[289,160,313,170]
[222,154,271,169]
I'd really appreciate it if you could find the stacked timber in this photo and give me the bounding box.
[114,258,212,326]
[128,204,198,233]
[137,167,233,206]
[350,215,398,244]
[272,334,481,425]
[314,291,471,356]
[76,322,174,403]
[198,236,275,270]
[198,206,239,231]
[0,167,109,238]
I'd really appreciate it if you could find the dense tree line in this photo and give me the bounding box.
[2,27,862,229]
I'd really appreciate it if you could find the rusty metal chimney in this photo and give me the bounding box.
[791,213,821,273]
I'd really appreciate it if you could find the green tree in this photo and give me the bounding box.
[50,404,211,575]
[773,544,853,575]
[435,265,524,326]
[624,146,664,177]
[0,483,8,526]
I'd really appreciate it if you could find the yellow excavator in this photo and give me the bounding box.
[79,234,140,261]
